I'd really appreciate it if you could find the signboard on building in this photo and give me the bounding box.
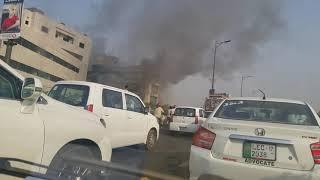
[0,0,24,40]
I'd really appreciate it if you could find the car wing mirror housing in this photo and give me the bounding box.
[144,107,150,114]
[21,78,43,114]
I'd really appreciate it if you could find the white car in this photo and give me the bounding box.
[169,106,206,133]
[0,60,112,179]
[48,81,159,150]
[190,97,320,180]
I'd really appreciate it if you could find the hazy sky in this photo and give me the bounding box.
[6,0,320,110]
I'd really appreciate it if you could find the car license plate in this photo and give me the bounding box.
[243,142,276,161]
[180,126,187,130]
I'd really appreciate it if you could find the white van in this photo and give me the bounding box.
[169,106,206,133]
[48,81,159,150]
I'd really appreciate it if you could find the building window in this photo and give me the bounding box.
[41,26,49,33]
[79,42,85,49]
[25,20,29,25]
[17,37,79,73]
[56,31,74,44]
[62,48,83,61]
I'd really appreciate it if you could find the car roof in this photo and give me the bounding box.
[0,59,24,81]
[227,97,306,105]
[54,80,141,98]
[175,106,203,110]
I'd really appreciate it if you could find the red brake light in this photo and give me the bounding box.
[311,142,320,164]
[192,127,216,150]
[85,104,94,112]
[195,116,199,124]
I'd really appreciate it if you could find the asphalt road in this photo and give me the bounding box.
[110,128,193,180]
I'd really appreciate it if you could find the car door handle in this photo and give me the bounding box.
[128,117,133,119]
[100,118,107,128]
[104,114,110,117]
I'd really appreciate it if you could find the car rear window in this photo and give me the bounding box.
[48,84,89,107]
[214,100,318,126]
[174,108,196,117]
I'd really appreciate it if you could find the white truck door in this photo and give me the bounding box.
[0,66,44,173]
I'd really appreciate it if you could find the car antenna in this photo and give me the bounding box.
[258,89,266,100]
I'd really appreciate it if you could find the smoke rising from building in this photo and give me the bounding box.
[87,0,284,87]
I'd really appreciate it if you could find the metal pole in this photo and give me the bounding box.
[3,39,17,64]
[211,41,217,90]
[241,75,253,97]
[241,76,244,97]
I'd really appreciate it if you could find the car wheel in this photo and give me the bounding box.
[47,143,100,180]
[146,129,157,151]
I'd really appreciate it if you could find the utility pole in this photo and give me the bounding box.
[211,41,217,90]
[241,75,253,97]
[211,40,231,93]
[3,39,17,64]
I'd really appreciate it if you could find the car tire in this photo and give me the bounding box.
[46,143,101,180]
[146,129,157,151]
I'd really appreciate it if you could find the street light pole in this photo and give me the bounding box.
[3,39,17,64]
[211,42,217,90]
[241,75,253,97]
[211,40,231,92]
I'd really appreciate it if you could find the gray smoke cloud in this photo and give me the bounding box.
[87,0,284,86]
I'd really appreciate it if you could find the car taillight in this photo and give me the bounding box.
[85,104,94,112]
[311,142,320,164]
[192,127,216,150]
[195,116,199,124]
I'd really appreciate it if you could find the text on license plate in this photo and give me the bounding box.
[243,142,276,161]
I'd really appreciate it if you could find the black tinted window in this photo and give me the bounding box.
[125,94,144,113]
[102,89,123,109]
[199,110,204,117]
[215,100,318,126]
[0,67,22,99]
[48,84,89,107]
[174,108,196,117]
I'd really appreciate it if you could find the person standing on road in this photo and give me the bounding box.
[167,105,176,124]
[154,104,164,128]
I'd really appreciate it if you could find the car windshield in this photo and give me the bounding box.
[174,108,196,117]
[214,100,318,126]
[48,84,89,107]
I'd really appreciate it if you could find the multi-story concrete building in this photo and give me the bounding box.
[0,8,92,91]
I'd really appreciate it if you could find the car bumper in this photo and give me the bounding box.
[189,146,320,180]
[169,122,199,133]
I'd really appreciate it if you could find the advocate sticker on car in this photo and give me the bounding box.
[244,158,275,167]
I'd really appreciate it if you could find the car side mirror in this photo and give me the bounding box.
[144,107,150,114]
[21,78,43,100]
[21,78,43,114]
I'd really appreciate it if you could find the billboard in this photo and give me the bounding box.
[0,0,24,40]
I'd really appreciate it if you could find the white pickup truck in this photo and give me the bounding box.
[0,60,112,179]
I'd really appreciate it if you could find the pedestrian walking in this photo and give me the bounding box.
[154,103,164,128]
